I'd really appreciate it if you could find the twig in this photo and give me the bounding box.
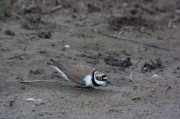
[142,54,154,62]
[102,34,169,51]
[19,33,39,35]
[50,4,62,12]
[41,4,62,14]
[8,53,27,59]
[168,15,180,28]
[20,80,58,83]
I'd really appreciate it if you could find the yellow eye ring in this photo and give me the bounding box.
[98,77,102,80]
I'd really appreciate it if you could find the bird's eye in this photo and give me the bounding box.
[98,76,102,80]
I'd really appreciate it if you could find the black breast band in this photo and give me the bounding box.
[91,70,101,86]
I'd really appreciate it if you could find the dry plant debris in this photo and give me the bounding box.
[141,58,164,72]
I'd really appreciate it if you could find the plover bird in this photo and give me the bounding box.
[47,59,110,87]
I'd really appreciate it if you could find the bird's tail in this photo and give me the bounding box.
[45,59,59,66]
[50,59,60,66]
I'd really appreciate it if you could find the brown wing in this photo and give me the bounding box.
[63,65,96,86]
[50,59,95,86]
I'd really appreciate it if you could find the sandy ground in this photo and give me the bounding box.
[0,0,180,118]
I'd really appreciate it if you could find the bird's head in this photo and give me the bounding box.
[94,71,110,86]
